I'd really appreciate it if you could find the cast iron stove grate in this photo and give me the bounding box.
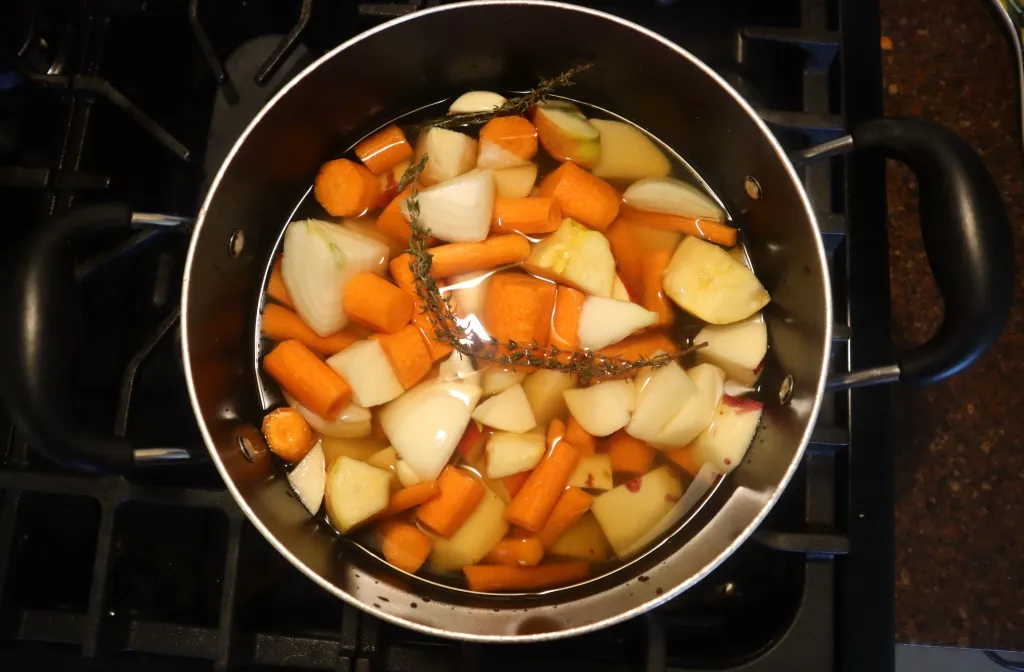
[0,0,892,670]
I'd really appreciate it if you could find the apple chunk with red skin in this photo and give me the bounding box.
[686,395,764,474]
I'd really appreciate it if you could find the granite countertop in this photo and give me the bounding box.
[882,0,1024,650]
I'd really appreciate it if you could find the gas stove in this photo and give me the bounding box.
[0,1,892,670]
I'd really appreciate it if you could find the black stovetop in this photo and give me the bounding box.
[0,1,892,670]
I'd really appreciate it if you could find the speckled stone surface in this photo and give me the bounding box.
[882,0,1024,650]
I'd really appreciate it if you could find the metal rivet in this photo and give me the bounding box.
[236,435,256,462]
[779,375,794,405]
[744,176,762,200]
[229,229,245,257]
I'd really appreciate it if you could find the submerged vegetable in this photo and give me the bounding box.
[662,236,770,324]
[523,218,617,297]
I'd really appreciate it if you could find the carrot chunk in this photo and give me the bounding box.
[262,339,352,420]
[485,536,545,567]
[503,470,532,498]
[463,562,589,592]
[375,324,432,389]
[491,197,561,235]
[606,431,656,475]
[261,407,314,462]
[417,466,486,537]
[314,158,381,217]
[619,203,736,248]
[641,248,674,326]
[505,439,579,532]
[604,218,643,300]
[267,257,294,309]
[546,418,566,450]
[536,486,593,548]
[356,125,414,175]
[344,273,416,334]
[599,330,680,361]
[665,445,700,477]
[564,417,596,457]
[538,162,619,231]
[410,308,454,362]
[429,235,532,277]
[482,273,557,348]
[261,304,358,356]
[383,481,441,518]
[380,521,432,574]
[479,116,538,161]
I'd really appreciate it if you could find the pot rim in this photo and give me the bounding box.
[182,0,833,642]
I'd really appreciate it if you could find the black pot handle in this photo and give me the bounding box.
[0,204,196,472]
[824,118,1015,390]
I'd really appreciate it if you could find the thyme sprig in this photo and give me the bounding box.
[400,156,702,383]
[430,63,595,129]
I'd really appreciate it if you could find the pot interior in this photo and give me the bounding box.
[183,0,831,641]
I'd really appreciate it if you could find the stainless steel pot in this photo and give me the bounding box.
[2,0,1013,643]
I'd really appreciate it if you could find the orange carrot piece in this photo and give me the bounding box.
[375,324,433,389]
[485,536,545,567]
[641,248,674,326]
[388,253,419,296]
[564,417,596,457]
[261,304,358,356]
[599,329,680,361]
[547,418,566,450]
[262,339,352,420]
[383,481,441,518]
[604,218,644,300]
[548,286,584,352]
[463,562,589,592]
[344,273,416,334]
[619,203,737,248]
[482,273,557,348]
[379,520,432,574]
[538,162,619,231]
[417,466,486,537]
[491,197,561,235]
[505,439,579,532]
[536,487,593,548]
[355,125,414,175]
[267,258,294,309]
[429,235,531,277]
[377,186,414,242]
[666,445,701,477]
[261,407,314,462]
[479,116,538,161]
[503,470,532,498]
[314,158,381,217]
[607,431,657,475]
[410,309,454,361]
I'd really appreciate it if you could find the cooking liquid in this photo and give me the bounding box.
[260,96,768,592]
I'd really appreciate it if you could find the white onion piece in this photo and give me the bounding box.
[623,177,726,221]
[281,219,389,336]
[287,440,326,515]
[563,379,635,437]
[380,381,482,481]
[577,296,659,350]
[396,460,422,487]
[283,392,371,439]
[481,368,527,397]
[404,170,494,243]
[449,90,507,114]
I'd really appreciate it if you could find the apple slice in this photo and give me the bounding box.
[563,379,635,438]
[623,177,725,221]
[477,138,528,169]
[523,218,617,297]
[591,466,682,557]
[577,296,659,350]
[548,512,610,561]
[686,395,763,474]
[694,315,768,386]
[380,380,482,481]
[492,164,537,198]
[611,275,631,302]
[284,392,371,439]
[367,446,399,479]
[324,456,392,532]
[589,119,671,181]
[481,367,528,397]
[651,363,725,449]
[531,101,601,168]
[327,340,404,408]
[472,383,536,433]
[406,169,494,243]
[438,350,479,384]
[663,236,770,324]
[414,127,477,186]
[429,487,508,570]
[626,362,699,442]
[522,369,575,426]
[287,440,326,515]
[485,431,546,478]
[319,436,388,468]
[567,454,614,491]
[449,90,507,114]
